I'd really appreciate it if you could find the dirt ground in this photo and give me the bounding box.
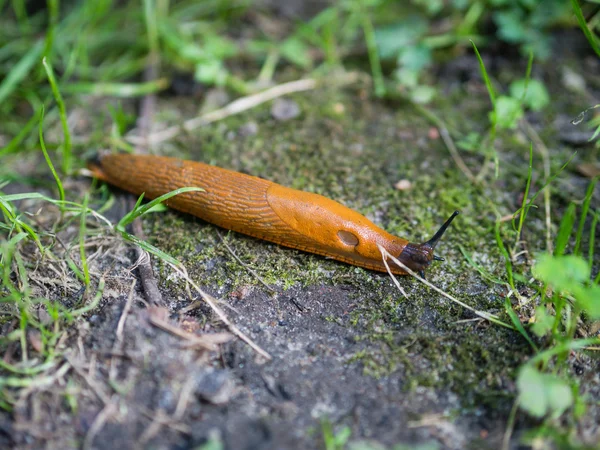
[2,30,600,450]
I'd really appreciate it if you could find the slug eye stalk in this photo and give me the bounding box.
[424,210,460,251]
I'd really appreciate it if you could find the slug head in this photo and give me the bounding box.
[395,211,459,277]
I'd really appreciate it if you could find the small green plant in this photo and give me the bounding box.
[452,38,600,445]
[408,0,572,59]
[458,44,550,180]
[512,177,599,420]
[495,167,599,446]
[321,418,352,450]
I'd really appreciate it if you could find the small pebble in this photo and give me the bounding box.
[195,369,234,404]
[428,127,440,139]
[37,307,52,324]
[170,72,204,97]
[394,179,412,191]
[271,98,300,121]
[202,89,230,112]
[238,121,259,137]
[332,102,345,115]
[158,388,176,410]
[89,314,101,325]
[561,66,586,94]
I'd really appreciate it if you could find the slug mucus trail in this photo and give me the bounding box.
[89,154,459,276]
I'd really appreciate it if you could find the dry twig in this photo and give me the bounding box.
[82,398,119,450]
[65,354,111,405]
[116,279,137,341]
[171,264,272,360]
[109,279,138,382]
[130,226,164,306]
[148,311,232,351]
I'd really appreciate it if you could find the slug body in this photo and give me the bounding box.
[89,154,458,275]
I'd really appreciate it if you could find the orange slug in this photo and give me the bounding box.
[88,154,458,276]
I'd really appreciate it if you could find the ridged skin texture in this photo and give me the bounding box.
[91,154,410,274]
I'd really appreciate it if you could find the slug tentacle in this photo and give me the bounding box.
[89,154,459,276]
[393,211,460,275]
[423,210,460,250]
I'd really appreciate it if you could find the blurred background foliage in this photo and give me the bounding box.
[0,0,597,103]
[2,0,598,164]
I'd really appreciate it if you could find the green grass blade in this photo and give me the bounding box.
[513,143,534,233]
[0,40,43,104]
[528,337,600,366]
[554,203,576,257]
[495,221,514,288]
[19,306,29,361]
[79,193,90,287]
[0,111,38,157]
[71,278,105,317]
[66,258,85,283]
[1,192,62,203]
[590,121,600,142]
[589,211,598,272]
[360,13,385,97]
[574,176,599,255]
[42,57,72,174]
[144,0,159,55]
[470,40,499,177]
[571,0,600,58]
[117,187,204,230]
[470,40,496,107]
[10,0,31,32]
[6,231,29,246]
[518,51,534,105]
[0,198,42,250]
[43,0,59,58]
[0,359,56,375]
[0,193,113,227]
[505,298,538,351]
[38,106,65,209]
[521,153,577,217]
[117,193,145,229]
[119,231,181,267]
